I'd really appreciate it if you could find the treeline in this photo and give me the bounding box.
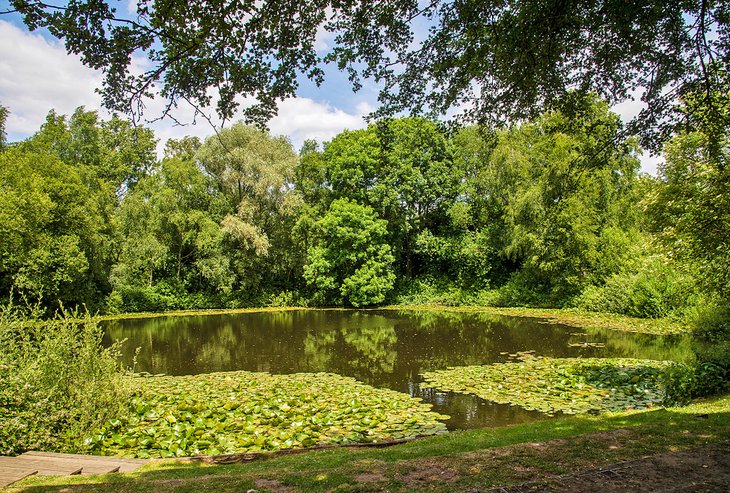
[0,92,726,321]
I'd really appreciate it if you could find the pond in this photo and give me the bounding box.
[103,309,690,430]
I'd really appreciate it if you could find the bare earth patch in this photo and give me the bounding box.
[486,442,730,492]
[354,472,388,483]
[254,478,297,493]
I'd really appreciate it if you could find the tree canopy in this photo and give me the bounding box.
[7,1,728,148]
[0,97,724,315]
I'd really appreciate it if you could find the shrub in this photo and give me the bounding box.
[573,256,699,318]
[0,302,130,455]
[689,304,730,342]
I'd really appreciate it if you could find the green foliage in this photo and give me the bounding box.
[14,1,727,151]
[86,371,448,458]
[0,101,723,323]
[195,123,304,294]
[0,303,130,455]
[304,199,395,306]
[421,355,676,415]
[574,255,700,319]
[647,76,730,302]
[0,146,99,308]
[323,118,460,278]
[689,305,730,343]
[493,94,641,303]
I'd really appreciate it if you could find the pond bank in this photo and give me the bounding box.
[101,305,689,336]
[11,393,730,492]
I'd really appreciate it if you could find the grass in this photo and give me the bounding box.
[10,393,730,492]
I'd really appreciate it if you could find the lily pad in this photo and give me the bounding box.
[85,371,448,458]
[421,356,676,415]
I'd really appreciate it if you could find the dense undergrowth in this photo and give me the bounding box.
[0,303,130,455]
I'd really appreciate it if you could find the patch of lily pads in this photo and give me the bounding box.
[84,371,448,458]
[421,355,677,415]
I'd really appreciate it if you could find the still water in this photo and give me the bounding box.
[103,309,689,430]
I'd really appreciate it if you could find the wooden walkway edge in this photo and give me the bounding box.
[0,452,148,489]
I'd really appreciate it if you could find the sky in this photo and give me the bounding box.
[0,5,662,174]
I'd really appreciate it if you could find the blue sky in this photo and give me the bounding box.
[0,1,661,173]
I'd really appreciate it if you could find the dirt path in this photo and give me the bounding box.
[486,442,730,493]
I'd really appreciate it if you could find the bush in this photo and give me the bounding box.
[573,256,699,318]
[0,302,130,455]
[689,304,730,342]
[393,277,501,307]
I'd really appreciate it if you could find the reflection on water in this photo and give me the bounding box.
[103,309,690,429]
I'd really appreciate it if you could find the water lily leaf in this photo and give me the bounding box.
[87,370,448,458]
[421,356,675,415]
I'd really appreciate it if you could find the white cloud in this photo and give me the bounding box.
[138,93,369,155]
[0,19,664,173]
[0,19,372,154]
[0,20,106,138]
[269,97,369,149]
[611,93,664,175]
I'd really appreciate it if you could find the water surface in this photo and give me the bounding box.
[104,309,689,429]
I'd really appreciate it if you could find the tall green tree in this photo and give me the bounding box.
[304,198,395,307]
[194,123,304,294]
[647,73,730,300]
[323,118,459,276]
[23,107,157,193]
[112,153,233,295]
[487,93,642,302]
[0,147,103,307]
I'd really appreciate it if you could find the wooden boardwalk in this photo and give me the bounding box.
[0,452,148,489]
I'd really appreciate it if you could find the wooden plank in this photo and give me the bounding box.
[4,457,82,476]
[18,454,122,474]
[0,467,37,489]
[24,451,148,465]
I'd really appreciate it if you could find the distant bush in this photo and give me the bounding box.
[688,304,730,342]
[393,277,501,307]
[106,284,229,314]
[0,302,130,455]
[573,256,699,318]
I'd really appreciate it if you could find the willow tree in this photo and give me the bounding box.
[194,124,303,293]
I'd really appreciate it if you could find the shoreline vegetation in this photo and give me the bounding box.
[100,305,689,336]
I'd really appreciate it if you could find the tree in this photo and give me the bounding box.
[323,117,459,276]
[112,154,234,294]
[0,147,103,307]
[22,107,157,193]
[647,73,730,300]
[194,123,304,293]
[485,93,642,301]
[304,198,395,306]
[7,1,727,148]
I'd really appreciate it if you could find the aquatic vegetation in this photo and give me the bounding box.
[84,371,448,458]
[421,356,675,415]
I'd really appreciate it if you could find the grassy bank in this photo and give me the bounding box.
[10,393,730,492]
